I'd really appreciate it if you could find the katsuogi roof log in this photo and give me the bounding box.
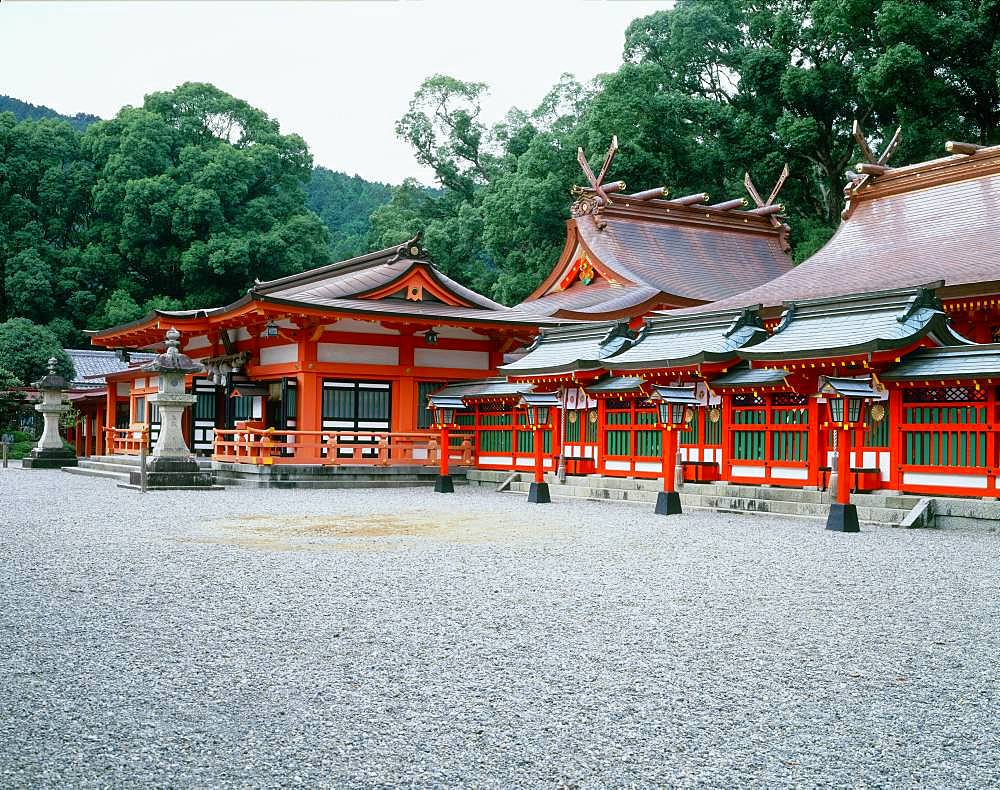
[609,307,766,371]
[739,286,970,363]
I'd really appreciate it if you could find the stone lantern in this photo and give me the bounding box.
[129,328,214,488]
[22,357,78,469]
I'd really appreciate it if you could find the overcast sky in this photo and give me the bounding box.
[1,0,669,184]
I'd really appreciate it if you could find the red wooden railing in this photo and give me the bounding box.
[212,425,474,467]
[105,424,149,455]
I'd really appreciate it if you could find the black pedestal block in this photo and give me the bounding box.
[654,491,682,516]
[825,502,860,533]
[22,447,78,469]
[527,482,550,503]
[434,474,454,493]
[129,457,214,488]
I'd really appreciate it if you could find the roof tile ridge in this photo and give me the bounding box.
[252,245,399,294]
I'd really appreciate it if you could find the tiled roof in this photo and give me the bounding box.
[680,145,1000,314]
[65,349,156,389]
[517,200,794,319]
[91,236,563,343]
[432,378,535,401]
[710,364,789,388]
[881,344,1000,380]
[584,376,647,396]
[500,322,632,378]
[578,212,793,303]
[739,287,969,362]
[609,307,765,371]
[516,281,661,319]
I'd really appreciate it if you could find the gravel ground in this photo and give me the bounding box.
[1,467,999,789]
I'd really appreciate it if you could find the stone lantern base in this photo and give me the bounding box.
[128,457,215,489]
[22,446,78,469]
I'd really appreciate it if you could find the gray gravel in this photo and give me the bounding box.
[1,467,999,789]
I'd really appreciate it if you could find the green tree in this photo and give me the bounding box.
[0,367,26,434]
[0,318,74,384]
[306,167,392,260]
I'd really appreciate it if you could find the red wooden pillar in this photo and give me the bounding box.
[296,371,322,462]
[763,395,774,484]
[807,398,821,487]
[95,410,104,457]
[719,395,731,481]
[662,428,676,493]
[836,428,852,505]
[439,425,450,478]
[533,425,544,484]
[597,399,607,475]
[888,388,904,490]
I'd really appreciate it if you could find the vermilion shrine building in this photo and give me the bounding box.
[84,135,1000,500]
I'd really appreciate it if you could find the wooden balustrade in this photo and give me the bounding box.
[212,425,474,467]
[104,424,149,455]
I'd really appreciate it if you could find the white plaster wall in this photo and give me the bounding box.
[414,348,489,370]
[903,472,987,489]
[327,318,399,335]
[259,344,298,366]
[317,343,398,365]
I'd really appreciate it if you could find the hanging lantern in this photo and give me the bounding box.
[649,385,701,428]
[517,392,561,429]
[427,394,465,427]
[817,375,880,427]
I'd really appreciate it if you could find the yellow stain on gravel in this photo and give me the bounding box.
[180,512,567,552]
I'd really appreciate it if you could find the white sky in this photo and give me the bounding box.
[0,0,670,184]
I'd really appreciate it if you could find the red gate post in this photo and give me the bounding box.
[818,376,880,533]
[650,385,702,517]
[518,392,561,504]
[427,393,466,494]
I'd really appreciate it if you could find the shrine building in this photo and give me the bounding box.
[81,133,1000,502]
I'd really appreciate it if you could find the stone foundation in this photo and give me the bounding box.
[128,457,215,488]
[22,447,78,469]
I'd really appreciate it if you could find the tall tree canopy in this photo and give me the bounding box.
[2,2,999,343]
[0,83,332,344]
[376,0,1000,304]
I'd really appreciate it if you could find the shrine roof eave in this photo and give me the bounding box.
[251,294,565,328]
[709,365,790,389]
[88,293,564,349]
[881,343,1000,381]
[432,377,535,401]
[610,351,741,372]
[584,376,647,397]
[503,363,607,379]
[738,316,965,362]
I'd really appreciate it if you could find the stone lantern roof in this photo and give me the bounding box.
[140,328,205,375]
[33,357,68,391]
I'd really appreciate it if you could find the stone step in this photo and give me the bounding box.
[76,460,145,474]
[62,466,130,483]
[503,480,910,525]
[215,478,467,490]
[80,455,213,469]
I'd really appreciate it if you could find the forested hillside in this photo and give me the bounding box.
[306,168,392,261]
[0,95,100,131]
[1,0,999,352]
